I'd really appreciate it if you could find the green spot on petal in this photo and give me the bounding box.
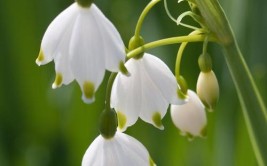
[52,73,63,89]
[185,132,194,141]
[177,89,187,100]
[149,156,156,166]
[119,61,130,76]
[36,50,44,65]
[117,111,127,130]
[152,112,164,130]
[83,81,95,100]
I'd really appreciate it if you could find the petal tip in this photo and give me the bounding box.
[35,50,45,66]
[152,112,164,130]
[82,95,95,104]
[82,81,95,104]
[52,73,63,89]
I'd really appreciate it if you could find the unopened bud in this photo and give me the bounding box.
[196,70,219,111]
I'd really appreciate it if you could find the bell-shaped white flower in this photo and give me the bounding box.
[197,70,219,111]
[111,53,184,132]
[36,2,126,103]
[170,90,207,139]
[82,132,155,166]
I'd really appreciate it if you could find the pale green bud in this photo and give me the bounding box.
[196,70,219,111]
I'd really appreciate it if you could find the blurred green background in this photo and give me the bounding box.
[0,0,266,165]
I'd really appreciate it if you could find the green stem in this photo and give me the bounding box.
[127,34,217,59]
[223,42,267,166]
[175,30,204,79]
[134,0,161,37]
[105,73,117,111]
[194,0,267,165]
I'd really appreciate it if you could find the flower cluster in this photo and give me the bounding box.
[36,0,220,165]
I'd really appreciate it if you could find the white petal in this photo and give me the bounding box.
[142,53,183,104]
[52,52,74,89]
[52,33,74,88]
[82,132,151,166]
[139,61,169,129]
[69,6,106,103]
[90,4,126,72]
[38,3,78,65]
[170,90,207,138]
[111,59,142,131]
[82,135,103,166]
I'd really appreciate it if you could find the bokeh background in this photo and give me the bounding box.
[0,0,267,165]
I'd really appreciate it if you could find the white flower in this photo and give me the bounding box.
[111,53,184,132]
[82,132,155,166]
[170,90,207,139]
[197,70,219,111]
[36,2,126,103]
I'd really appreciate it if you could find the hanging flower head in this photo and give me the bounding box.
[82,132,156,166]
[36,1,127,103]
[111,53,184,132]
[197,53,219,111]
[170,90,207,139]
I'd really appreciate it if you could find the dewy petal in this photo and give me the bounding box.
[69,5,106,103]
[82,132,152,166]
[111,59,142,131]
[170,90,207,138]
[142,53,183,104]
[38,3,79,65]
[90,4,126,72]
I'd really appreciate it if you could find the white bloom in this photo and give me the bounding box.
[111,53,184,132]
[82,132,155,166]
[36,2,126,103]
[170,90,207,139]
[197,70,219,111]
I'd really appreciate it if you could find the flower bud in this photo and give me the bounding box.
[170,90,207,140]
[196,70,219,111]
